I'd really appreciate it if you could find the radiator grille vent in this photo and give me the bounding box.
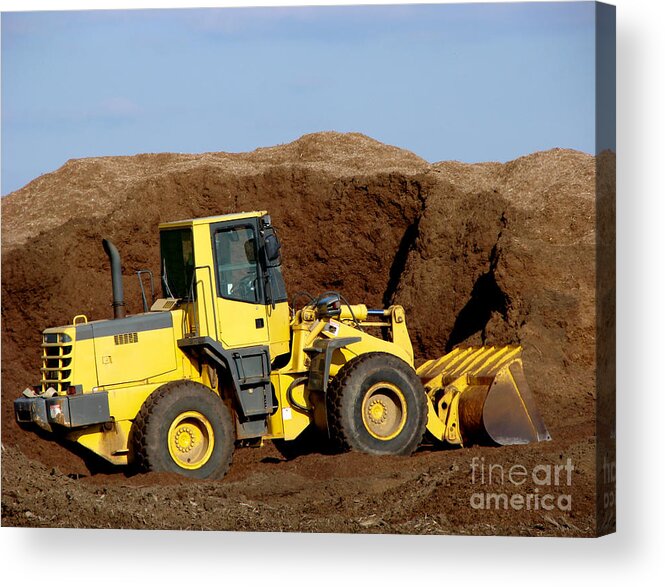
[40,332,73,392]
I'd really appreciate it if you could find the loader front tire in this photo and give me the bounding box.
[326,353,427,456]
[131,381,235,480]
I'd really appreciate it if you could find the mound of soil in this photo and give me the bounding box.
[393,149,599,432]
[1,132,613,535]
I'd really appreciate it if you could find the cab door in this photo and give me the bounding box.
[211,221,271,349]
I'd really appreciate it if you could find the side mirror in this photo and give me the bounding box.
[263,232,281,265]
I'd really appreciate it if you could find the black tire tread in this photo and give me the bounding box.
[131,380,234,480]
[326,352,427,456]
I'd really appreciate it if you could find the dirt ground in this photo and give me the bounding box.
[0,132,615,536]
[1,427,597,536]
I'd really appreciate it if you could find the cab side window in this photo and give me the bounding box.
[214,226,260,303]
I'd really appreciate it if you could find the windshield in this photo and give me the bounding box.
[160,228,194,299]
[213,225,260,303]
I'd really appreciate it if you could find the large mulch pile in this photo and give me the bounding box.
[1,132,613,536]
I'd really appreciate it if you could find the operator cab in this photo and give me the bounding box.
[158,211,290,360]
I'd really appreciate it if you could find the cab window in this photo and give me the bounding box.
[160,228,194,299]
[213,226,261,303]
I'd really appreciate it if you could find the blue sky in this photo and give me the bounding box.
[1,3,604,195]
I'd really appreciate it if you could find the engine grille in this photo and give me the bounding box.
[114,332,138,345]
[40,332,72,393]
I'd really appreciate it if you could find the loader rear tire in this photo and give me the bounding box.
[131,381,235,480]
[326,352,427,456]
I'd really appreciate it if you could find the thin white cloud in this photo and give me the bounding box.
[99,96,142,118]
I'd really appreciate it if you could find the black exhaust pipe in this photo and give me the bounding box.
[102,239,126,320]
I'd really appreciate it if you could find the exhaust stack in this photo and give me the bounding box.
[102,239,126,319]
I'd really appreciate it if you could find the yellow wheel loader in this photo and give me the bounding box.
[14,211,550,479]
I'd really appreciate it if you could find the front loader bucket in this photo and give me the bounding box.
[418,346,551,447]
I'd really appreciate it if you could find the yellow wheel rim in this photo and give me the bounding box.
[361,382,408,441]
[167,411,215,470]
